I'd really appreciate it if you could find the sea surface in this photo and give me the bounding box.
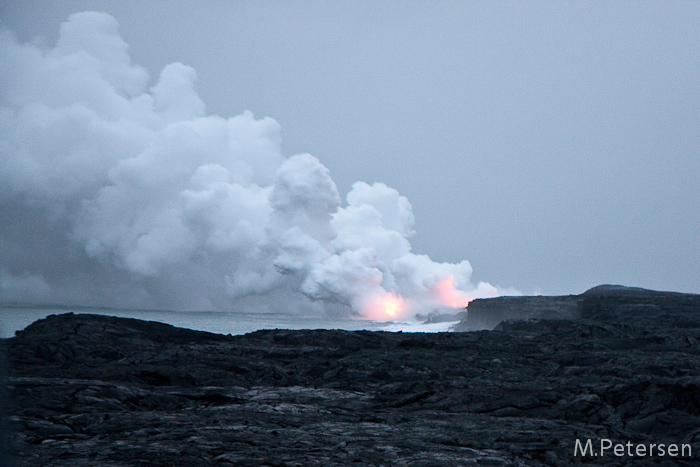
[0,306,459,339]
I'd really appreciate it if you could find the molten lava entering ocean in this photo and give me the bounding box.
[361,275,473,321]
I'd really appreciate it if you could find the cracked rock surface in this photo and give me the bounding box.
[2,285,700,466]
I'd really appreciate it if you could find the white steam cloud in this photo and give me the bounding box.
[0,12,502,318]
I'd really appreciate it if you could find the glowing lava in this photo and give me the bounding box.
[360,276,473,320]
[431,275,472,308]
[362,292,407,320]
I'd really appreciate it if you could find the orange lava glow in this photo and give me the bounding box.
[431,275,472,308]
[362,292,407,320]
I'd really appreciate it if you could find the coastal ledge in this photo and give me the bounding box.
[453,284,700,331]
[2,286,700,466]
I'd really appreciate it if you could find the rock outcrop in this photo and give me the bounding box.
[2,285,700,466]
[452,294,581,331]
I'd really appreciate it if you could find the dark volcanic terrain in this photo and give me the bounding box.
[2,285,700,466]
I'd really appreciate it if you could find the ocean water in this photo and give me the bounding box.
[0,306,459,339]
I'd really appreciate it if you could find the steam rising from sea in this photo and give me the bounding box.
[0,12,511,319]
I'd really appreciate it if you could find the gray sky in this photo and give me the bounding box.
[1,0,699,299]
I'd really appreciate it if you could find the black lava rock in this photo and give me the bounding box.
[2,285,700,466]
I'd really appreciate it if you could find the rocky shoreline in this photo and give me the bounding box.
[2,285,700,466]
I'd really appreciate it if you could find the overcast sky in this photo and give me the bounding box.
[1,1,699,301]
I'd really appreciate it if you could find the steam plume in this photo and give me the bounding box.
[0,12,502,317]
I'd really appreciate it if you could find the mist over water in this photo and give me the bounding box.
[0,12,513,319]
[0,306,461,339]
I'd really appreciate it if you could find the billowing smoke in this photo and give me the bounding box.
[0,12,502,318]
